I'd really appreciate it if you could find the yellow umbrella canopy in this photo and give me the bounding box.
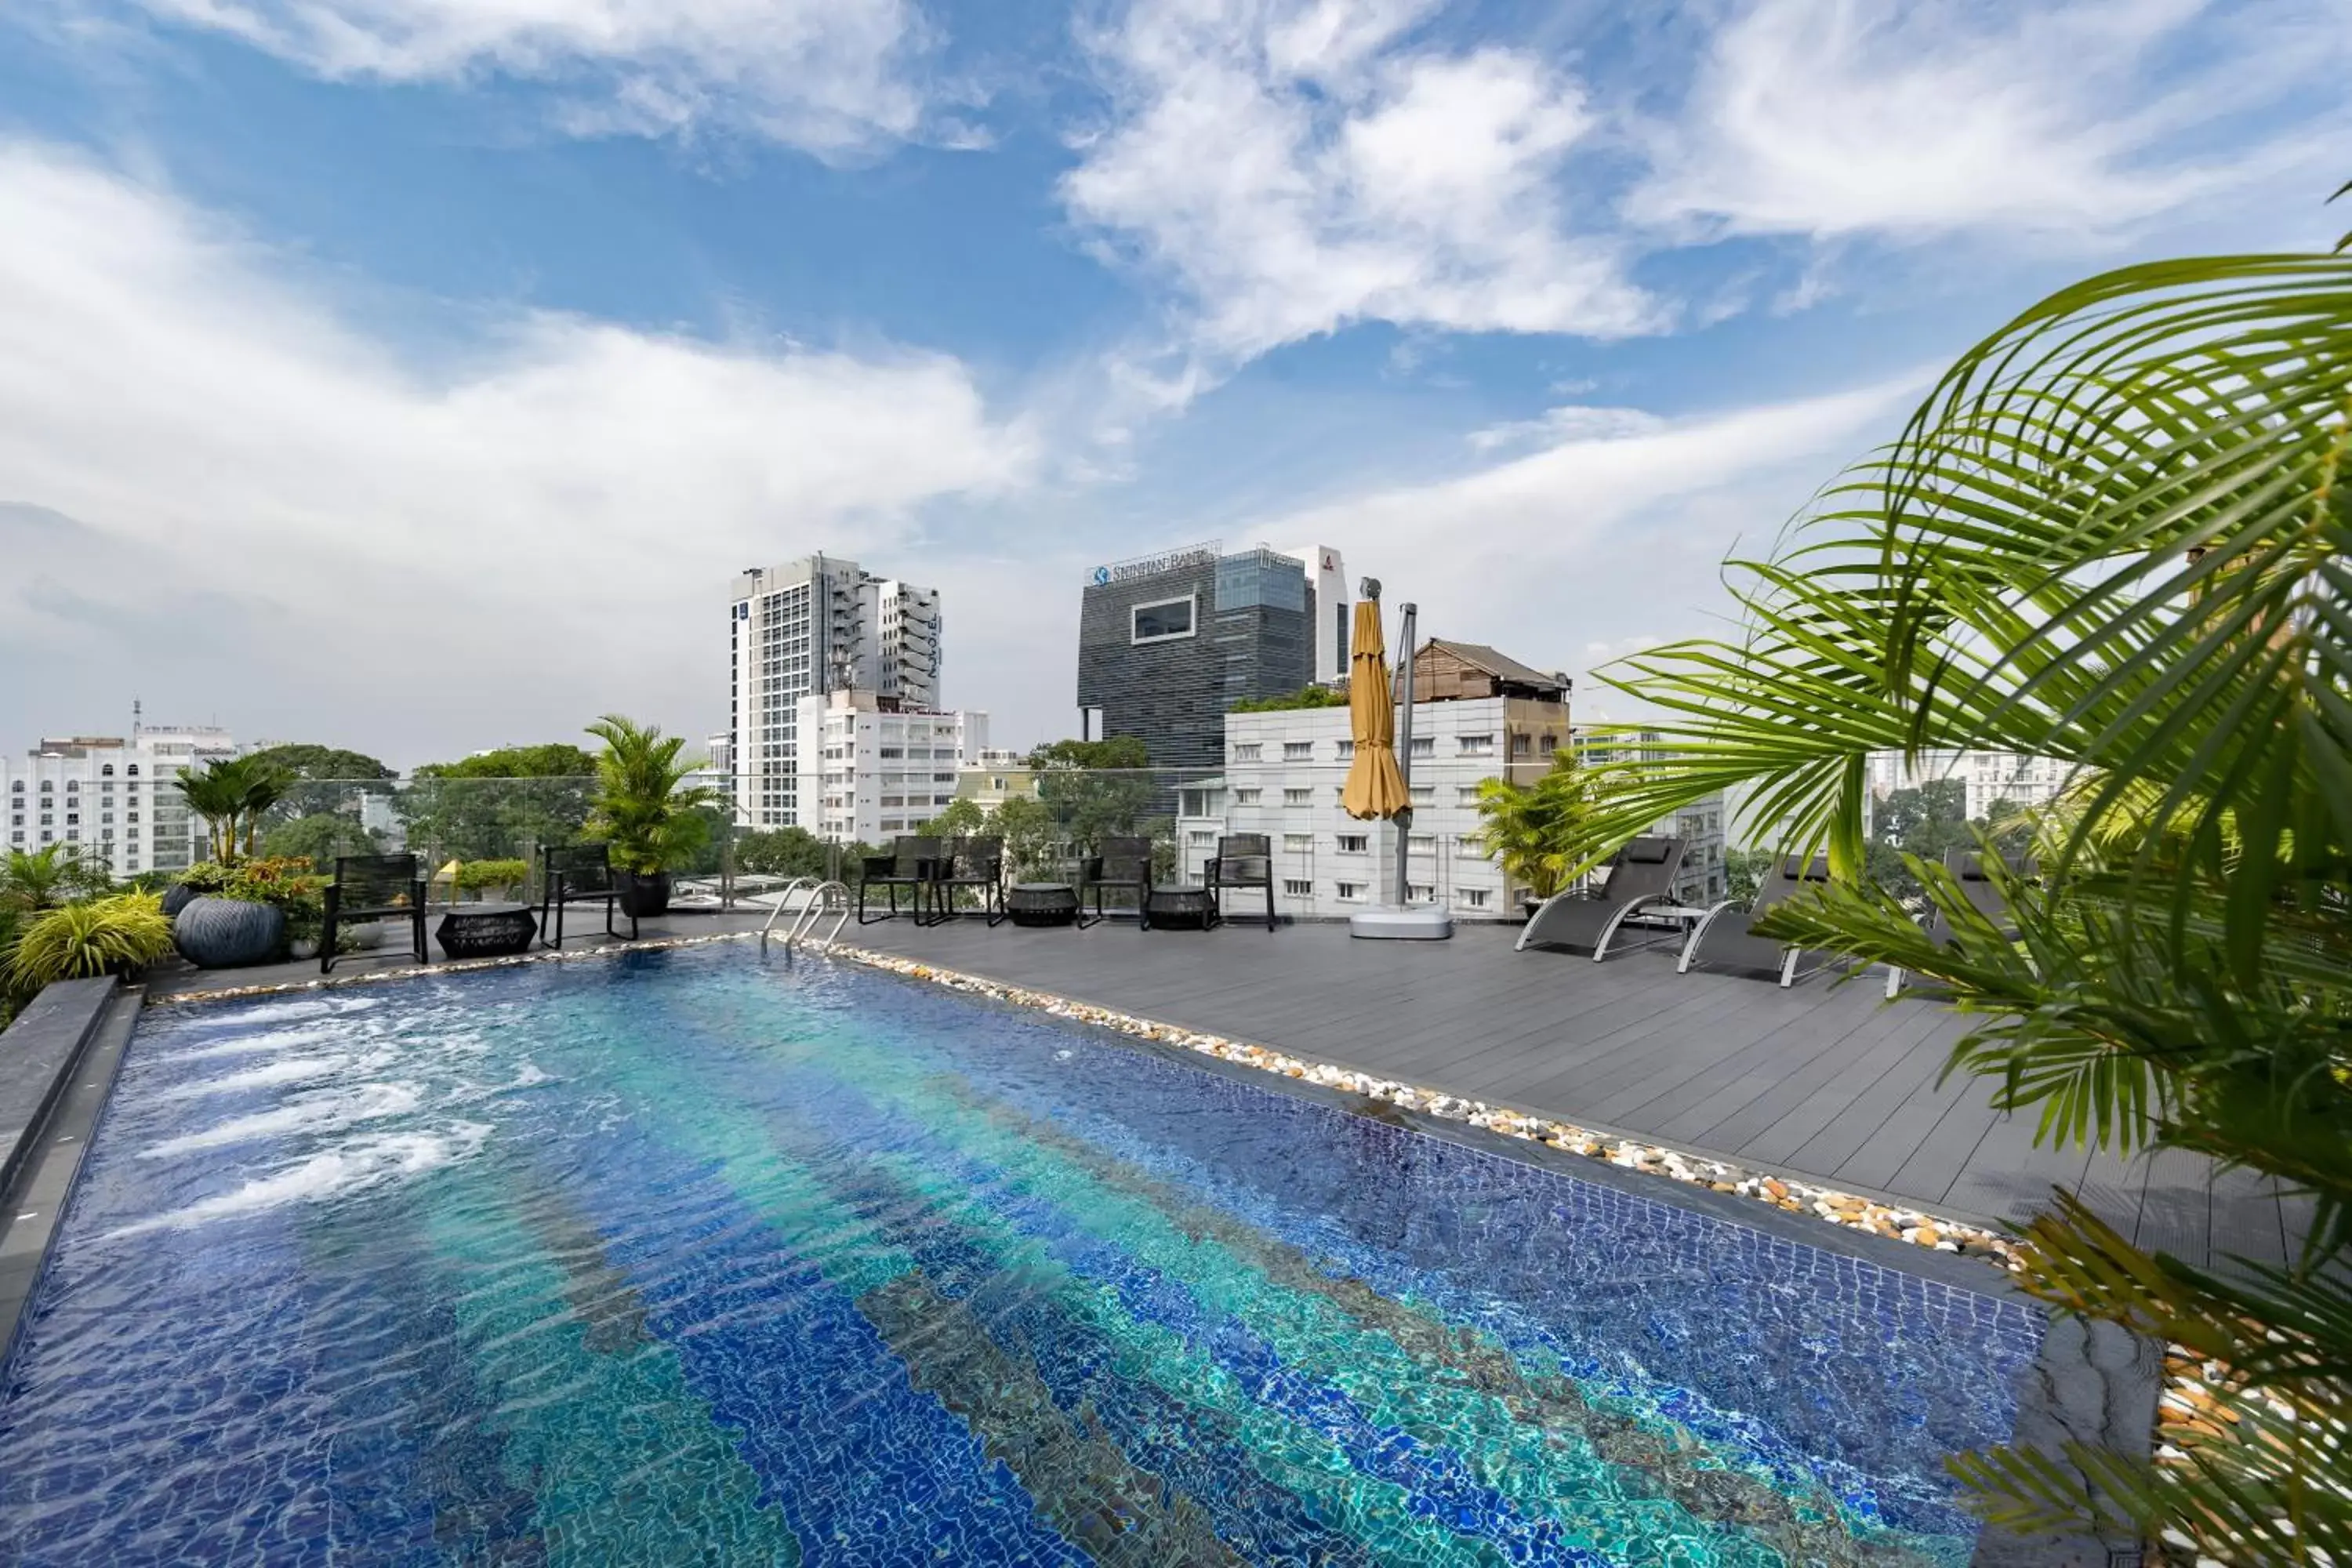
[1341,598,1407,820]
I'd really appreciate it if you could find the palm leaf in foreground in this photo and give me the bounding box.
[1573,230,2352,1563]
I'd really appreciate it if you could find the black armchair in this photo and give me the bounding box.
[1080,836,1154,928]
[321,854,427,974]
[858,836,939,924]
[539,842,635,949]
[1206,833,1276,931]
[931,835,1006,926]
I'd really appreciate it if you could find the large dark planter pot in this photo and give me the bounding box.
[616,870,672,918]
[174,895,286,968]
[159,882,200,920]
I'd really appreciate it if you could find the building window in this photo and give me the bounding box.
[1282,878,1312,898]
[1457,786,1482,805]
[127,765,139,775]
[1131,594,1197,644]
[1408,833,1435,856]
[1234,788,1261,804]
[1457,837,1490,859]
[1408,883,1434,901]
[1281,833,1312,851]
[1409,737,1434,757]
[1457,887,1490,909]
[1458,735,1494,755]
[1410,784,1436,804]
[1337,833,1368,853]
[1537,735,1557,753]
[1282,788,1312,806]
[1187,829,1216,846]
[1282,742,1312,760]
[1510,734,1530,757]
[1232,742,1261,761]
[1336,740,1355,759]
[39,781,53,793]
[1335,881,1366,902]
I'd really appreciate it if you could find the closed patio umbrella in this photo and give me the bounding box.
[1342,597,1406,820]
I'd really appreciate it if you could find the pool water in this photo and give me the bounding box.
[0,946,2040,1566]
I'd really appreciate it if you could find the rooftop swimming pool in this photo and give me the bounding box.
[0,945,2042,1565]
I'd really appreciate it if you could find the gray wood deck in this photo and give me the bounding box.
[848,913,2302,1275]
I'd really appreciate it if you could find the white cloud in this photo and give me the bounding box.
[1466,403,1663,453]
[0,142,1033,761]
[1260,373,1926,699]
[107,0,927,153]
[1062,0,1661,365]
[1632,0,2322,242]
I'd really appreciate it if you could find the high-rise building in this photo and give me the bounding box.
[1075,543,1316,771]
[728,556,942,829]
[2,723,237,877]
[1276,544,1350,684]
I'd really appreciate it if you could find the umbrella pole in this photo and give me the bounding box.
[1393,601,1416,909]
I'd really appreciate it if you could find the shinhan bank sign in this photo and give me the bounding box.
[1090,540,1221,586]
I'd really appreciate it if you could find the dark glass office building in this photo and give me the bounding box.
[1076,544,1316,770]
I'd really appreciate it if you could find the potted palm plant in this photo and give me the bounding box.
[169,757,297,966]
[584,715,721,918]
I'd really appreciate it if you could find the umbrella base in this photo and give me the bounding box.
[1348,905,1454,941]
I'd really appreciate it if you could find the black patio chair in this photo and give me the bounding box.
[1887,848,2037,997]
[1677,854,1832,985]
[1206,833,1276,931]
[1079,836,1155,928]
[539,841,636,949]
[320,853,427,974]
[931,835,1007,926]
[1514,835,1691,960]
[858,836,940,925]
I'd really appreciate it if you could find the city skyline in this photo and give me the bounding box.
[1,2,2343,763]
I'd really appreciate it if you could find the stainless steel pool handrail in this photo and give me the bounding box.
[783,881,851,952]
[757,877,822,950]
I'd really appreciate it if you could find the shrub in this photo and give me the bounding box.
[5,894,175,993]
[456,858,528,892]
[180,858,325,948]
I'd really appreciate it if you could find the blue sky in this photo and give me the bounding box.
[0,0,2343,765]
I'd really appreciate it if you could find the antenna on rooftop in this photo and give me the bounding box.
[132,697,142,739]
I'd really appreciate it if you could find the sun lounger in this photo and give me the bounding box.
[1515,835,1690,960]
[1677,854,1832,985]
[1886,848,2036,996]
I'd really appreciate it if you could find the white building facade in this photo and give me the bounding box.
[728,556,943,830]
[1865,749,2072,821]
[794,691,987,844]
[2,724,237,877]
[1174,695,1569,921]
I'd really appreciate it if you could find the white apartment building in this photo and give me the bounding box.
[728,556,943,829]
[2,724,237,877]
[1866,749,2073,822]
[1174,693,1570,921]
[794,691,988,844]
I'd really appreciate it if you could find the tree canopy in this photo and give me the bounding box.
[242,743,397,782]
[414,743,598,779]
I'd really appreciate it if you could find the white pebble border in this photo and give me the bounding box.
[815,940,2029,1275]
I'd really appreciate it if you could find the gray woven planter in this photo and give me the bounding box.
[174,896,286,968]
[159,883,199,920]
